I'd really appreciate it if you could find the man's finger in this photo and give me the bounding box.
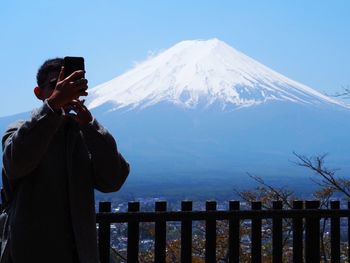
[69,99,80,105]
[66,100,79,109]
[70,78,88,86]
[65,70,85,83]
[78,91,88,97]
[71,79,88,91]
[69,99,87,113]
[80,103,88,111]
[58,66,65,82]
[73,99,89,111]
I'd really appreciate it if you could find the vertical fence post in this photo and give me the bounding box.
[228,201,240,263]
[272,201,283,263]
[305,200,320,263]
[292,200,303,263]
[251,201,262,263]
[205,201,217,263]
[127,202,140,263]
[155,201,167,263]
[331,201,340,263]
[181,201,193,263]
[98,202,111,263]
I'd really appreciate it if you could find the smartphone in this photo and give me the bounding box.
[63,56,85,78]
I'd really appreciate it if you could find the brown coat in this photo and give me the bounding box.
[2,101,130,263]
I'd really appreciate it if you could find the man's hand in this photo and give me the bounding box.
[47,67,88,110]
[68,99,93,125]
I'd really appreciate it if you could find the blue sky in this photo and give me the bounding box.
[1,0,349,116]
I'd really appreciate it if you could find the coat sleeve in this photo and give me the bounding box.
[80,118,130,193]
[2,101,64,179]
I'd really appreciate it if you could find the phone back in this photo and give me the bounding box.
[64,56,85,78]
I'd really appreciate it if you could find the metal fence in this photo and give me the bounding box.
[96,200,350,263]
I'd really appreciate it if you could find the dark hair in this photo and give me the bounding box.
[36,58,63,88]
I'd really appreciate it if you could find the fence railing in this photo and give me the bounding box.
[96,200,350,263]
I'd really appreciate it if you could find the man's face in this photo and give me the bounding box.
[35,70,60,100]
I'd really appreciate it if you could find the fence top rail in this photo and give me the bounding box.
[96,209,350,223]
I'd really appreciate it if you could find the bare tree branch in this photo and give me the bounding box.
[293,152,350,198]
[328,85,350,99]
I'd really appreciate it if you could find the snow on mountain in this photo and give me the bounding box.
[86,38,347,111]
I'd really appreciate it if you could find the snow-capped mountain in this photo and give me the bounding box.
[83,39,350,197]
[86,38,346,111]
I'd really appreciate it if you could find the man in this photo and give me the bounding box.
[1,58,130,263]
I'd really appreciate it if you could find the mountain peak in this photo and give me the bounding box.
[86,39,347,111]
[169,38,223,50]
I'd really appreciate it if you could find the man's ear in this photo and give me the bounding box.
[34,86,43,100]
